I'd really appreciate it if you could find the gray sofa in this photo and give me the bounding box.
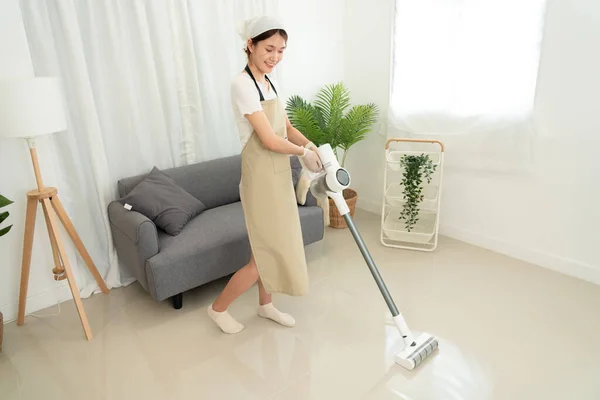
[107,154,324,309]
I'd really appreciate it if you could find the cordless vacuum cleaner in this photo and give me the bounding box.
[307,143,438,370]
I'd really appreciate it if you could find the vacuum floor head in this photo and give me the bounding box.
[394,333,438,370]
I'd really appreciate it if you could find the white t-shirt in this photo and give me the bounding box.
[230,72,285,149]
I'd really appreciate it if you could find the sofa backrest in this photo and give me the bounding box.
[118,154,242,210]
[117,154,318,210]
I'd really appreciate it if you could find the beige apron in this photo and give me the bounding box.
[239,71,309,296]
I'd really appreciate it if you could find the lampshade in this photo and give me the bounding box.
[0,77,67,139]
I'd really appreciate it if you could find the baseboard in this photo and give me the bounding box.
[440,224,600,286]
[1,282,72,324]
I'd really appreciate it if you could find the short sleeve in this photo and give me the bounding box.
[231,74,263,118]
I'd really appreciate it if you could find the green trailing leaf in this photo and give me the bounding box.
[0,194,13,238]
[398,154,437,232]
[286,82,379,167]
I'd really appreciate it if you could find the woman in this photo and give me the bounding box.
[207,16,323,334]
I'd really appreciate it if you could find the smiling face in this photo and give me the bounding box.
[246,29,287,75]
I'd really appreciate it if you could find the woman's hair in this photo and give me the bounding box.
[245,29,288,56]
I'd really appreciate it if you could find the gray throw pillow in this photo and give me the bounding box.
[119,166,206,236]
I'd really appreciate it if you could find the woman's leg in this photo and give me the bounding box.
[257,277,296,327]
[208,252,296,333]
[212,254,259,312]
[207,254,259,334]
[258,277,272,306]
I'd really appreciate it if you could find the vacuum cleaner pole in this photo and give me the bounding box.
[342,211,415,345]
[344,213,397,314]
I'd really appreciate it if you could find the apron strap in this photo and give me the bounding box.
[244,64,278,102]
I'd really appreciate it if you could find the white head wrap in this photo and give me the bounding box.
[237,15,285,41]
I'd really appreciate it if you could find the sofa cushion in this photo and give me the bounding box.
[146,202,250,300]
[145,201,324,301]
[155,201,324,261]
[119,166,206,236]
[157,202,247,256]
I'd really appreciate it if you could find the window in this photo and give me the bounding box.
[389,0,547,136]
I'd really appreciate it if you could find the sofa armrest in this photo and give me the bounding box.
[107,201,159,291]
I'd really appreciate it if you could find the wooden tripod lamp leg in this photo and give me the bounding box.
[17,196,38,326]
[51,195,109,294]
[41,200,66,281]
[42,198,93,340]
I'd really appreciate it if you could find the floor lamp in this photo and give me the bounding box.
[0,77,109,340]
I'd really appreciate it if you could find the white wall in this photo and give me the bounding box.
[342,0,396,213]
[344,0,600,285]
[279,0,346,103]
[0,1,77,322]
[0,2,33,78]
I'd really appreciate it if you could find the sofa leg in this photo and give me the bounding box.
[171,293,183,310]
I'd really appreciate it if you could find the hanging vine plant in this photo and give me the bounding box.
[398,154,437,232]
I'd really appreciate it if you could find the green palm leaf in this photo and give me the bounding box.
[339,103,379,151]
[0,195,12,208]
[287,107,328,145]
[314,83,350,126]
[286,95,309,112]
[311,105,327,132]
[0,194,13,238]
[0,212,8,225]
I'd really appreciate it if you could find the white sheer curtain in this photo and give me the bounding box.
[388,0,547,170]
[19,0,279,296]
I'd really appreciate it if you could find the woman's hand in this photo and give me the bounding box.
[305,141,318,152]
[300,147,323,172]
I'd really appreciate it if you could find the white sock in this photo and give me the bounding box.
[207,305,244,334]
[258,303,295,327]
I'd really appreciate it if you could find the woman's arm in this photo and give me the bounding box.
[285,115,311,147]
[246,111,305,156]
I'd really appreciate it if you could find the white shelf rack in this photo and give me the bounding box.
[380,138,445,251]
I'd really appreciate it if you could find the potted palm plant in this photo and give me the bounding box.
[0,194,13,238]
[0,194,13,351]
[286,82,379,228]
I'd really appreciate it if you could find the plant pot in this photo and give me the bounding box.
[328,188,357,229]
